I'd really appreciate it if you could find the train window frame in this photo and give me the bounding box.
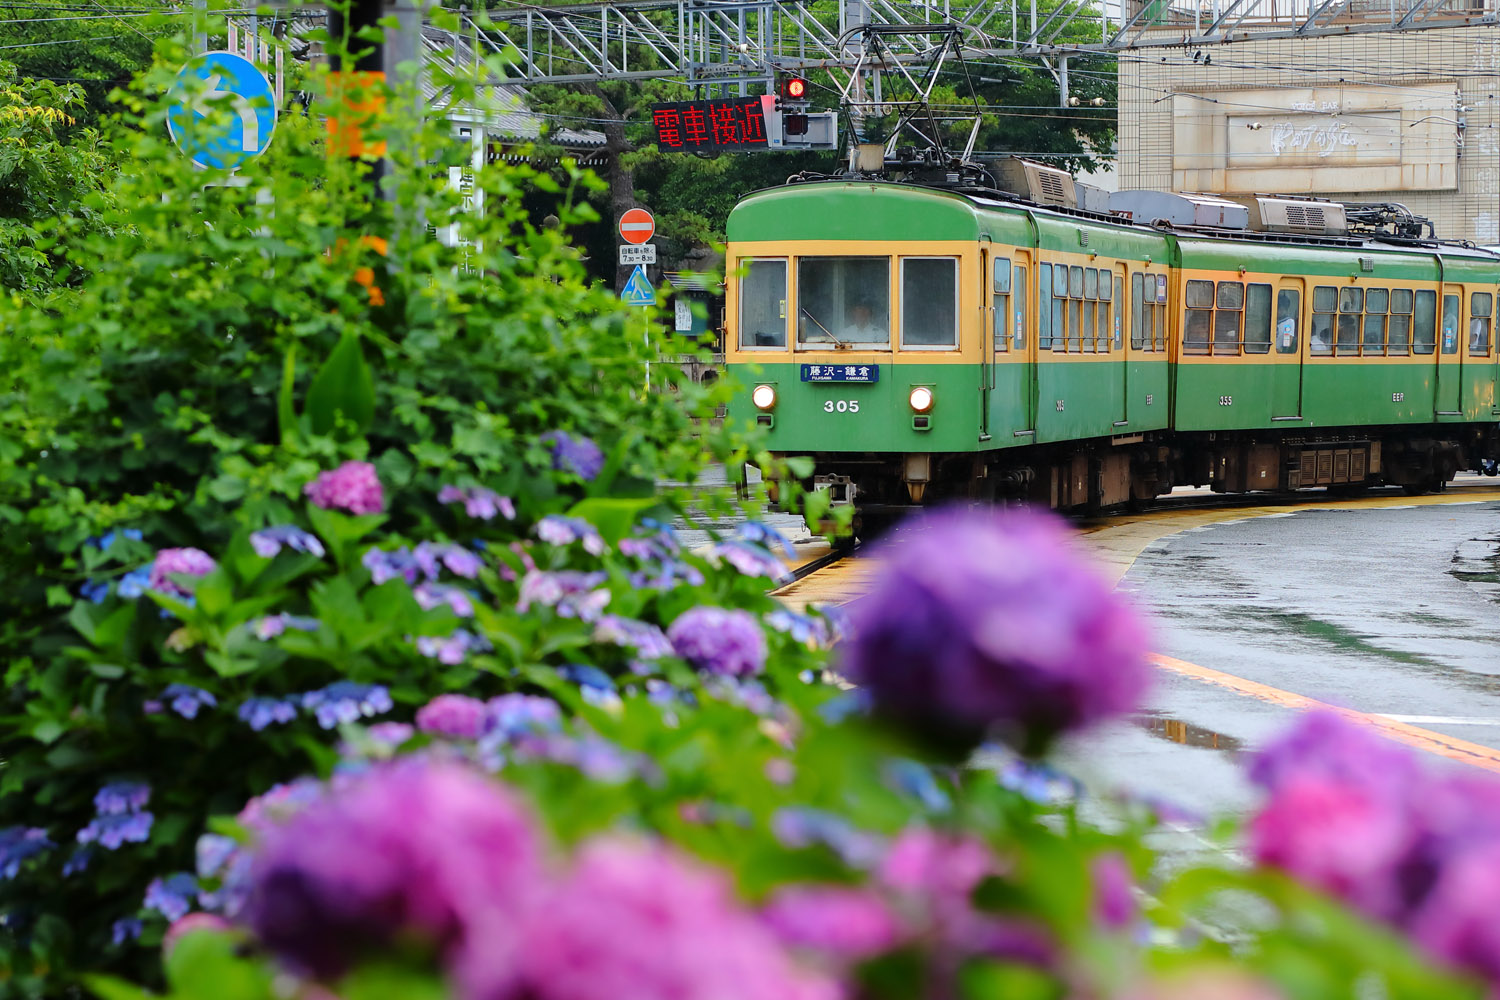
[898,256,960,351]
[1442,293,1461,355]
[1052,264,1069,353]
[1112,275,1124,351]
[992,256,1011,355]
[1039,263,1054,349]
[1213,280,1244,356]
[1414,289,1437,355]
[1275,288,1300,355]
[1388,288,1413,357]
[1013,265,1028,351]
[1362,287,1389,356]
[736,257,789,351]
[1311,285,1337,356]
[1130,273,1146,350]
[1184,278,1214,355]
[1244,283,1272,355]
[795,255,891,350]
[1470,291,1493,357]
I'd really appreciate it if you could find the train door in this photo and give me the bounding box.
[1113,265,1128,428]
[1436,284,1463,415]
[980,246,993,440]
[1013,250,1035,438]
[1271,278,1305,419]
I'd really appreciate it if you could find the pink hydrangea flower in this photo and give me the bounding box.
[163,912,232,957]
[1091,852,1136,929]
[244,760,540,980]
[761,885,903,959]
[464,837,836,1000]
[416,694,489,740]
[148,547,216,597]
[304,461,385,515]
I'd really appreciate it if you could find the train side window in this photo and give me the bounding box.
[1470,292,1492,356]
[797,256,890,348]
[738,258,788,349]
[1013,266,1028,351]
[1275,289,1300,354]
[1363,288,1389,356]
[1184,279,1213,355]
[1214,281,1244,355]
[1388,289,1413,356]
[1244,283,1272,354]
[1311,285,1336,355]
[1442,293,1460,354]
[1068,266,1084,352]
[900,257,958,349]
[1336,286,1363,356]
[1414,290,1437,355]
[1038,264,1053,349]
[992,257,1011,355]
[1130,273,1145,349]
[1052,265,1069,352]
[1112,276,1123,351]
[1082,268,1098,353]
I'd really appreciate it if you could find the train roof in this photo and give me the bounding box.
[727,180,1500,273]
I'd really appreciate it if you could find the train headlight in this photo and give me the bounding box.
[752,384,777,410]
[909,386,934,413]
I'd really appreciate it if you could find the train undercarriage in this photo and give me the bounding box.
[773,424,1500,536]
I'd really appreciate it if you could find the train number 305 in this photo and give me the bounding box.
[824,400,860,413]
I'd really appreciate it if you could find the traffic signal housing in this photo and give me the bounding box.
[780,76,809,101]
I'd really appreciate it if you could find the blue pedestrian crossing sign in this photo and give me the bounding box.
[621,264,656,306]
[166,52,278,170]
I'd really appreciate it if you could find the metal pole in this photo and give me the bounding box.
[327,0,387,191]
[1058,54,1068,107]
[194,0,206,54]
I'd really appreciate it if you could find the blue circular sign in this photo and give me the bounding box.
[166,51,278,170]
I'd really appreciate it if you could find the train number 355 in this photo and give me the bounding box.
[824,400,860,413]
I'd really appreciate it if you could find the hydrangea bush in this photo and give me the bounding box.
[1,25,1496,1000]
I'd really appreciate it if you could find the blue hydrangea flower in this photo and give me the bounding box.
[253,613,321,640]
[117,568,150,599]
[517,571,611,622]
[486,694,563,741]
[667,606,767,678]
[62,847,92,877]
[711,540,792,582]
[540,430,605,481]
[144,872,198,922]
[161,684,217,720]
[438,485,516,521]
[95,781,150,815]
[884,758,953,813]
[413,541,484,581]
[592,616,674,660]
[111,917,143,945]
[818,689,873,724]
[413,583,476,617]
[362,546,423,585]
[764,608,834,647]
[770,808,883,868]
[702,676,777,716]
[535,515,607,556]
[196,834,239,879]
[77,811,154,850]
[413,630,492,665]
[0,827,53,879]
[737,521,796,558]
[237,697,300,731]
[250,525,327,559]
[300,683,394,729]
[91,529,144,551]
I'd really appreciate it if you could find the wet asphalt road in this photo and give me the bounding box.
[1056,497,1500,822]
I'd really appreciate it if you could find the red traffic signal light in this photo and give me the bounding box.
[781,76,809,100]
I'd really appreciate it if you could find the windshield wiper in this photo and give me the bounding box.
[799,307,846,346]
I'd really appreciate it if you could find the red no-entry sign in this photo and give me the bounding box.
[619,208,655,245]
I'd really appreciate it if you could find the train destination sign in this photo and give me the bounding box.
[652,96,772,152]
[801,364,879,383]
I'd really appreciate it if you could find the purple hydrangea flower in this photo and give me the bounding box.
[78,813,154,850]
[540,430,605,481]
[836,508,1151,756]
[249,525,327,559]
[416,694,489,739]
[463,837,835,1000]
[111,917,143,945]
[244,760,541,981]
[761,885,903,959]
[145,872,199,922]
[414,541,484,581]
[1248,709,1422,796]
[486,694,563,741]
[765,608,834,648]
[439,485,516,521]
[0,827,53,880]
[301,683,393,729]
[415,630,493,665]
[535,515,607,556]
[593,616,675,660]
[148,547,216,598]
[771,809,883,869]
[304,460,385,515]
[668,606,767,678]
[62,847,92,876]
[236,778,325,834]
[162,684,217,720]
[196,834,239,879]
[367,722,416,749]
[95,781,151,815]
[713,540,792,582]
[1091,852,1136,929]
[363,546,423,585]
[414,583,476,618]
[517,571,611,622]
[238,697,301,731]
[253,613,321,640]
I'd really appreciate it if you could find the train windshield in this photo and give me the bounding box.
[738,258,788,349]
[797,257,890,348]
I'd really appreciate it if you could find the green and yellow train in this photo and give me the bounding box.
[723,169,1500,528]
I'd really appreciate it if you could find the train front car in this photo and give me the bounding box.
[724,182,990,534]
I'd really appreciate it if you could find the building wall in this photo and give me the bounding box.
[1118,26,1500,241]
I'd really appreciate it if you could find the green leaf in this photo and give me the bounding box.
[339,964,448,1000]
[306,331,375,438]
[277,344,298,445]
[164,929,274,1000]
[565,497,661,545]
[81,974,160,1000]
[31,720,64,745]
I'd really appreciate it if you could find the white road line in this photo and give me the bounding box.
[1378,714,1500,726]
